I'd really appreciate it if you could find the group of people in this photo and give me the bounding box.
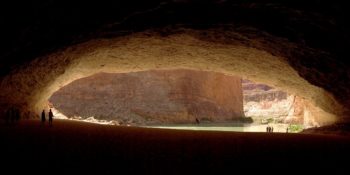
[266,126,274,132]
[41,109,54,126]
[5,107,21,125]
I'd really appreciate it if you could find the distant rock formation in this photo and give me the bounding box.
[243,79,290,118]
[49,69,244,125]
[243,80,321,127]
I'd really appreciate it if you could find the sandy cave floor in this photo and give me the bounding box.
[1,119,349,174]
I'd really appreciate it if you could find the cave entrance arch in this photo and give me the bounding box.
[0,30,341,126]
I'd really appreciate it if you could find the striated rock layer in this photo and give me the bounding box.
[243,80,289,118]
[243,80,324,127]
[49,69,244,124]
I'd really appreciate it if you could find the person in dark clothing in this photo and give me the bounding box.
[41,109,46,125]
[48,109,54,126]
[195,118,200,124]
[10,107,16,124]
[14,108,20,123]
[5,108,11,125]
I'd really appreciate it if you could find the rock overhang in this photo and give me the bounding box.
[0,1,349,125]
[0,29,343,126]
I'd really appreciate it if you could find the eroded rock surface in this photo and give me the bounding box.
[0,1,347,127]
[243,80,289,118]
[243,80,325,127]
[50,69,244,124]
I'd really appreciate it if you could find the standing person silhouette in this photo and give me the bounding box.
[10,107,16,125]
[5,107,11,125]
[15,108,20,124]
[195,118,200,124]
[48,109,54,126]
[41,109,46,125]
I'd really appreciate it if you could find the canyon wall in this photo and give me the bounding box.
[243,79,290,119]
[243,80,324,127]
[49,69,244,125]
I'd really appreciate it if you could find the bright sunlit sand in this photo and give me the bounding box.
[53,107,295,133]
[145,123,291,132]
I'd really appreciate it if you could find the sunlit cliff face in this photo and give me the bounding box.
[48,70,319,128]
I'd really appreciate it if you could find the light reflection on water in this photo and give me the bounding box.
[144,123,292,133]
[53,108,295,133]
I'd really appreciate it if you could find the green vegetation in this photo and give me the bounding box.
[259,117,274,124]
[232,117,254,123]
[241,117,254,123]
[288,124,304,133]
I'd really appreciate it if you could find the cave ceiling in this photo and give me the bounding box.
[0,0,349,115]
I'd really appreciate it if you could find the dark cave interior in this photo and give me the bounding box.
[1,0,350,173]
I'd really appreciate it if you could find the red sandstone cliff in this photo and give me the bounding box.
[49,69,244,124]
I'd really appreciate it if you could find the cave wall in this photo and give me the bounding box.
[49,70,243,124]
[0,30,340,126]
[0,1,349,126]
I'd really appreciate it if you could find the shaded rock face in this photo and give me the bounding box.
[49,70,244,124]
[285,96,330,127]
